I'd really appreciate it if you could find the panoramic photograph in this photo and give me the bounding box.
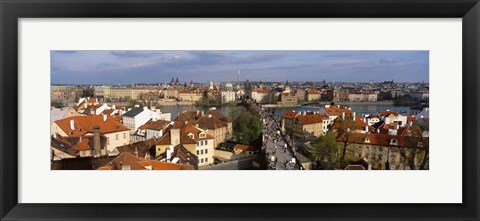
[50,50,429,170]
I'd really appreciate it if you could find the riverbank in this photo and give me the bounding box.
[158,101,195,106]
[261,101,394,108]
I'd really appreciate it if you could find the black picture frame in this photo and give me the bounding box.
[1,0,479,220]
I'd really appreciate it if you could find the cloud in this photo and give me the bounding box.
[111,51,160,58]
[53,50,78,54]
[51,50,429,84]
[96,62,117,70]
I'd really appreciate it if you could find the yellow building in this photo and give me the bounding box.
[176,109,233,147]
[109,87,132,100]
[51,85,82,101]
[154,122,215,167]
[233,144,256,157]
[337,133,429,170]
[282,111,328,138]
[178,90,203,102]
[131,87,159,100]
[50,115,130,153]
[306,91,321,101]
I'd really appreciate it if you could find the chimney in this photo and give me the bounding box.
[103,114,107,122]
[208,114,212,118]
[365,126,368,132]
[143,106,148,111]
[93,125,101,156]
[70,119,75,130]
[337,105,340,108]
[410,121,413,126]
[151,106,155,111]
[342,112,345,120]
[112,105,116,109]
[135,104,140,108]
[166,145,174,161]
[171,128,180,146]
[128,108,132,111]
[201,111,205,116]
[196,110,200,115]
[353,112,356,121]
[377,128,380,133]
[79,136,83,142]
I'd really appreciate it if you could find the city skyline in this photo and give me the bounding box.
[51,50,429,84]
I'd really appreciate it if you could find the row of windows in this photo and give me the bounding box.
[114,133,127,140]
[196,140,208,146]
[200,157,209,164]
[196,149,209,155]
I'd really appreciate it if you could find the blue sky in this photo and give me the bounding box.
[51,50,429,84]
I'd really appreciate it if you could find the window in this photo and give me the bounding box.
[116,134,119,140]
[200,158,204,163]
[197,150,199,155]
[205,149,208,154]
[201,149,204,155]
[205,158,208,163]
[196,142,199,147]
[123,133,126,139]
[205,140,208,145]
[201,141,204,146]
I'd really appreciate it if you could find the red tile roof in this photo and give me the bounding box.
[54,115,129,137]
[138,119,170,131]
[378,110,399,117]
[253,89,270,93]
[282,111,298,119]
[196,115,227,130]
[295,113,328,125]
[233,144,256,152]
[98,152,193,170]
[324,106,352,117]
[337,133,428,148]
[51,134,107,154]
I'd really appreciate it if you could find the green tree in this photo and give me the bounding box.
[335,115,359,163]
[311,131,338,169]
[228,106,245,122]
[138,92,160,108]
[126,99,139,109]
[233,111,263,145]
[51,100,64,108]
[399,122,429,170]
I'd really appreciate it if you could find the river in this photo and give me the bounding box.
[158,104,412,120]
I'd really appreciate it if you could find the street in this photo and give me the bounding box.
[246,99,301,170]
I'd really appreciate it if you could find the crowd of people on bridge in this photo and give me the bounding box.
[246,99,301,170]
